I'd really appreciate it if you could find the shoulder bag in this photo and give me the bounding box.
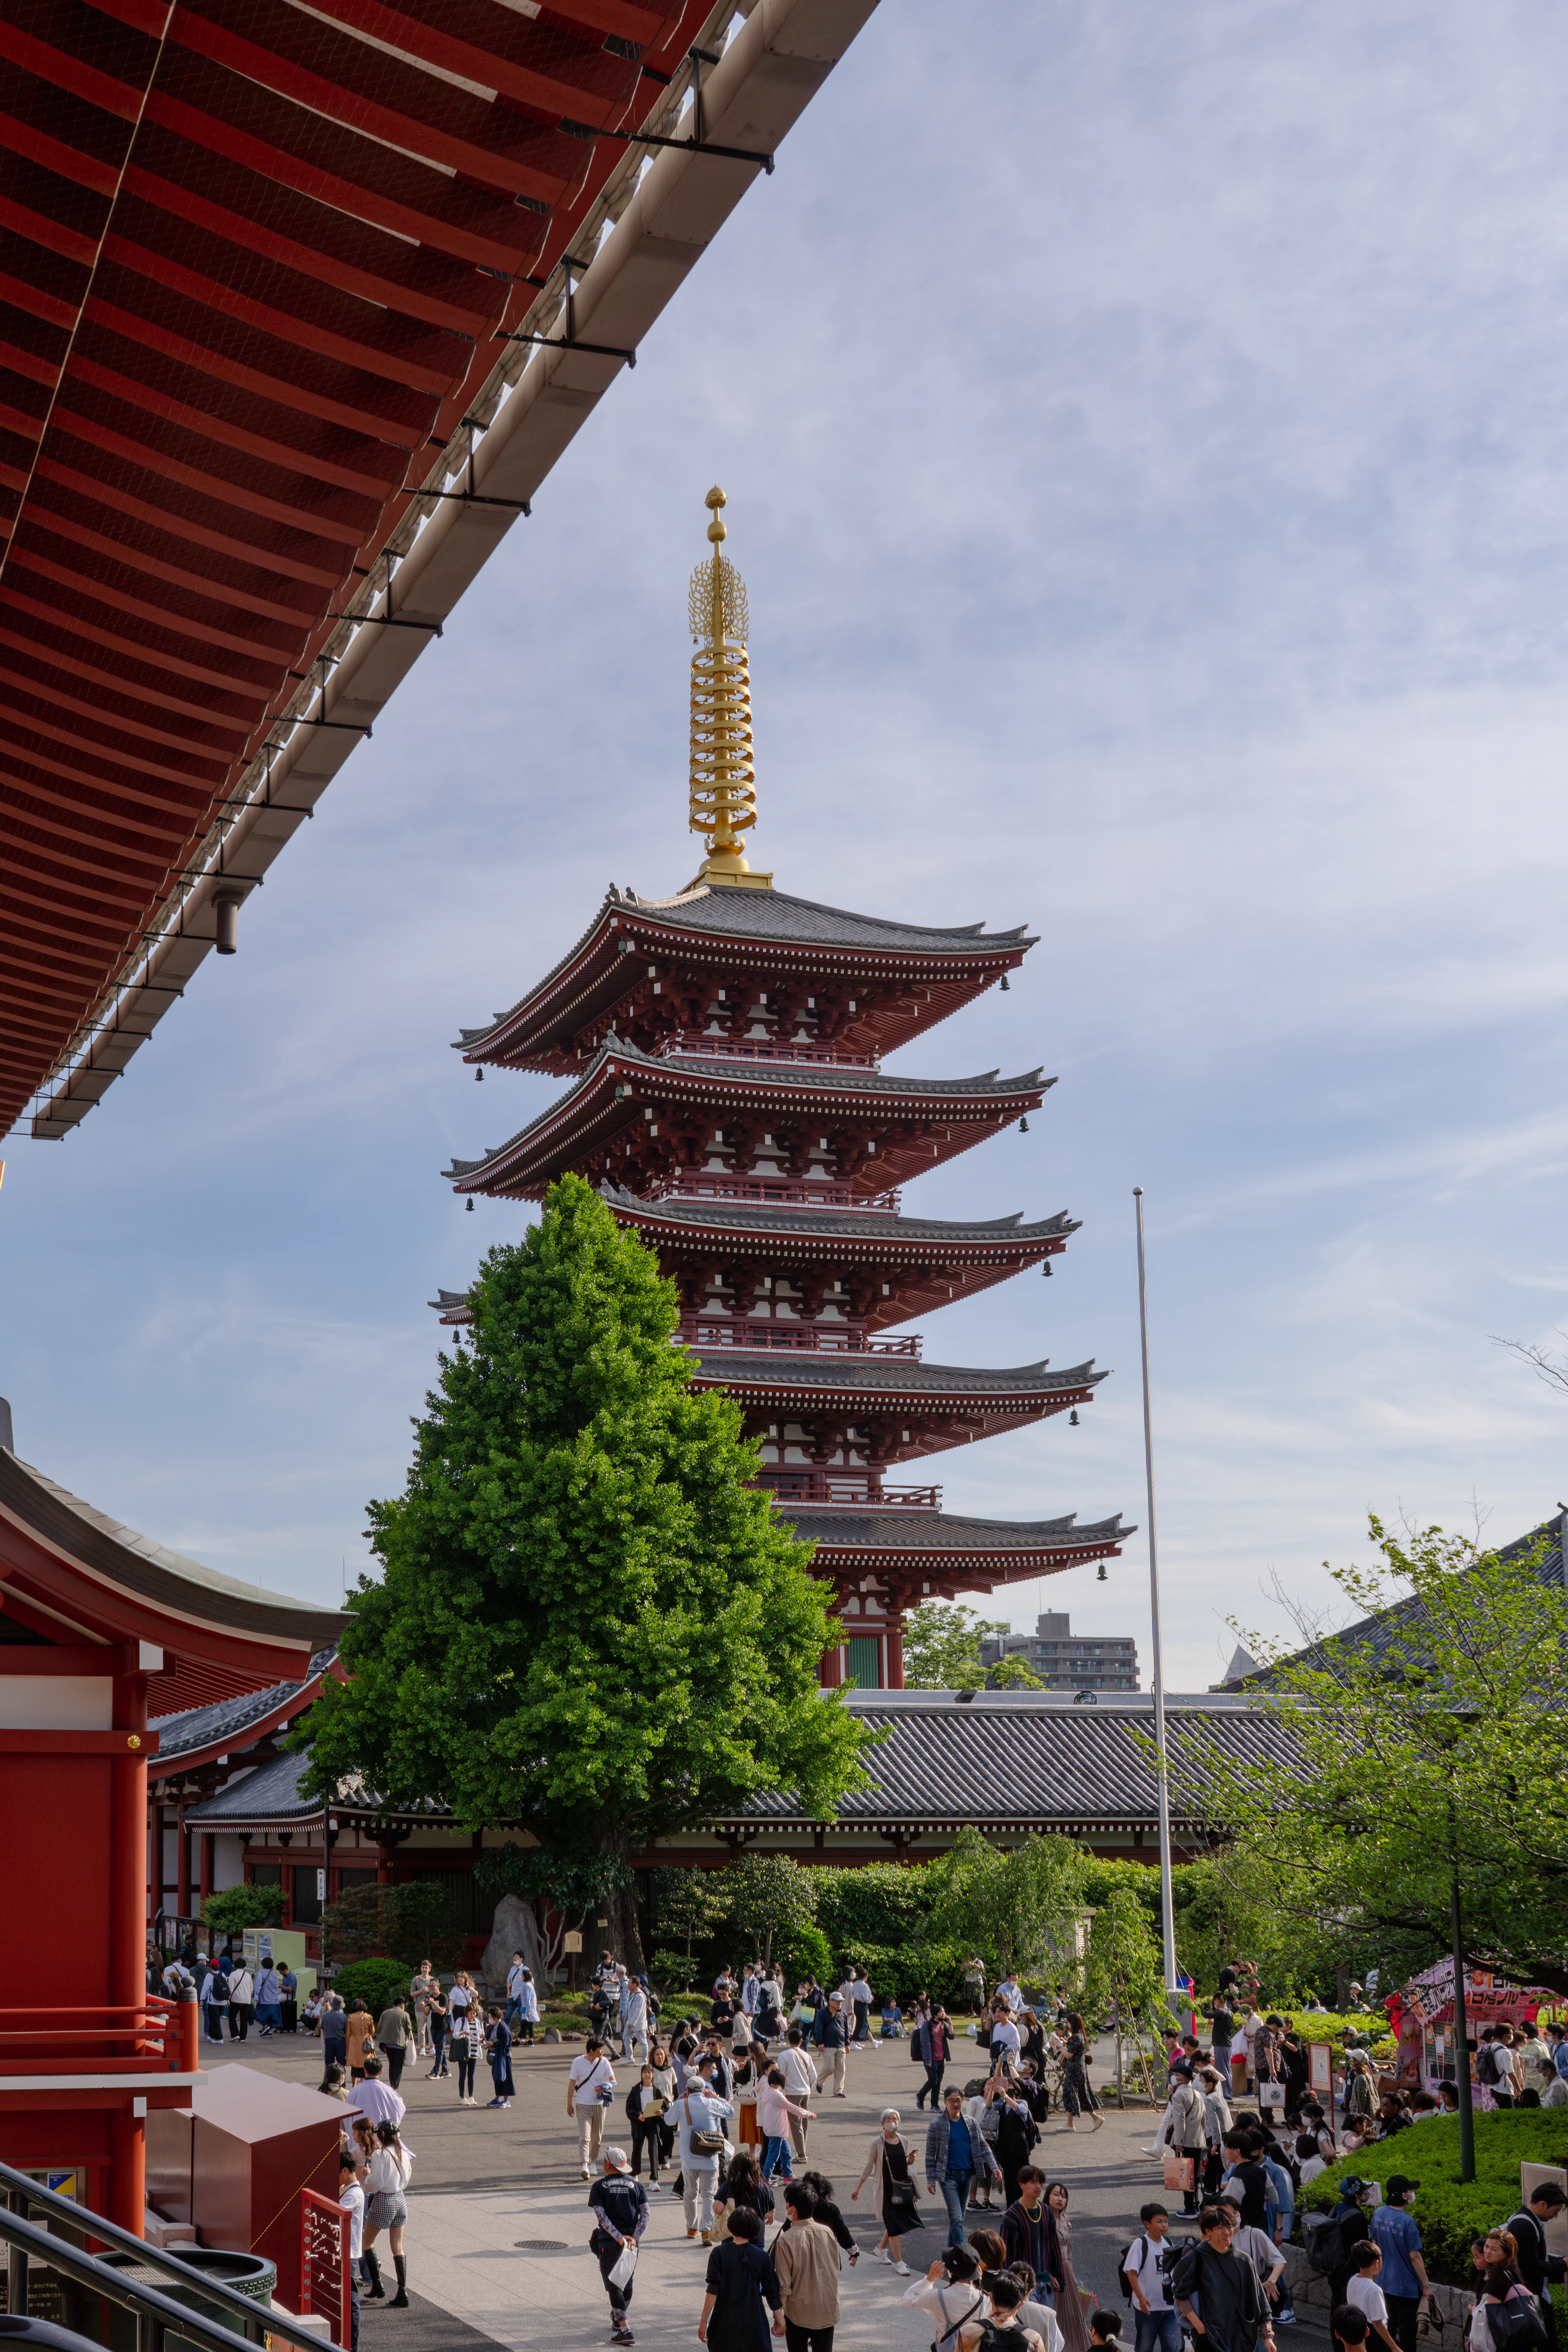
[682,2094,727,2157]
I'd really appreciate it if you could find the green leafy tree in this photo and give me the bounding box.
[649,1867,733,1960]
[987,1652,1044,1690]
[925,1828,1087,1982]
[296,1176,866,1966]
[1183,1517,1568,1994]
[201,1886,282,1934]
[903,1603,1008,1689]
[726,1854,818,1967]
[1082,1884,1178,2100]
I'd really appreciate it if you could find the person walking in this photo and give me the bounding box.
[1061,2014,1102,2132]
[773,2180,842,2352]
[200,1962,228,2045]
[1367,2176,1440,2352]
[1044,2183,1090,2352]
[626,2064,669,2183]
[337,2147,365,2352]
[451,2001,484,2106]
[1503,2183,1566,2352]
[344,1999,374,2084]
[514,1966,540,2046]
[1210,1994,1239,2088]
[320,1993,347,2073]
[1173,2205,1277,2352]
[278,1964,298,2034]
[699,2209,783,2352]
[849,1971,873,2047]
[1123,2203,1181,2352]
[409,1961,437,2058]
[851,2107,920,2277]
[677,2062,735,2246]
[1198,2068,1234,2201]
[503,1952,529,2035]
[1002,2171,1058,2298]
[228,1962,255,2041]
[995,2082,1042,2209]
[1166,2069,1208,2216]
[731,2043,764,2155]
[588,2144,648,2350]
[779,2032,819,2165]
[757,2066,815,2181]
[569,2036,618,2179]
[484,2005,514,2108]
[347,2054,406,2132]
[648,2042,679,2175]
[254,1962,282,2036]
[426,1982,450,2080]
[926,2083,1002,2248]
[621,1974,651,2066]
[1343,2054,1377,2133]
[915,2004,953,2112]
[813,1996,851,2100]
[375,1997,414,2092]
[904,2246,993,2343]
[362,2119,413,2310]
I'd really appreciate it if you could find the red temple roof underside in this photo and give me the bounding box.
[0,0,724,1132]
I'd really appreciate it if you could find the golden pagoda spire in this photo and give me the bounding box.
[685,486,771,889]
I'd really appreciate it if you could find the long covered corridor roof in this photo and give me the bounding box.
[1,0,879,1137]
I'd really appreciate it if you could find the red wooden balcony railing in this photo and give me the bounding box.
[662,1037,878,1069]
[0,1993,199,2074]
[682,1319,922,1356]
[760,1474,943,1509]
[651,1178,904,1213]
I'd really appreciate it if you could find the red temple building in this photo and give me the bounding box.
[437,491,1126,1683]
[0,1412,343,2229]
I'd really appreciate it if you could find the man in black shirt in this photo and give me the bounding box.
[588,2146,648,2348]
[1174,2205,1276,2352]
[1504,2185,1566,2352]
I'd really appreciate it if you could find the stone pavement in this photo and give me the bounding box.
[195,2027,1256,2349]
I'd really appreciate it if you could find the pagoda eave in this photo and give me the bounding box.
[457,884,1040,1072]
[780,1505,1130,1607]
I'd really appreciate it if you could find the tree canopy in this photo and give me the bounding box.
[297,1174,866,1962]
[1184,1515,1568,1993]
[903,1601,1039,1688]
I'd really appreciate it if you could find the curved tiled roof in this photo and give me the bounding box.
[603,1191,1080,1247]
[610,883,1034,954]
[444,1040,1051,1184]
[779,1508,1129,1554]
[690,1353,1103,1399]
[727,1690,1301,1829]
[150,1644,336,1763]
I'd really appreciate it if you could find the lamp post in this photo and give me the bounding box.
[1133,1187,1179,1995]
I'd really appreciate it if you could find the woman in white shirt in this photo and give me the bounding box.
[362,2121,413,2307]
[904,2246,993,2348]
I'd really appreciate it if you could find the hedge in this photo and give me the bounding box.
[1301,2113,1568,2292]
[331,1958,415,2017]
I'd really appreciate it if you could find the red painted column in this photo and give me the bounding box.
[886,1615,904,1690]
[110,1653,149,2236]
[176,1802,190,1922]
[819,1644,843,1688]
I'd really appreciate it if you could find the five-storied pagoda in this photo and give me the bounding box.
[437,491,1126,1688]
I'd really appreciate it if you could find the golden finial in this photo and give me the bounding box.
[685,487,771,889]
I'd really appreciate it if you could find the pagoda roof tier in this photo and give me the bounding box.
[455,882,1038,1074]
[444,1039,1053,1203]
[693,1351,1100,1466]
[780,1506,1129,1604]
[604,1189,1078,1328]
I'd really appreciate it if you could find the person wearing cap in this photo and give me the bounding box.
[1367,2176,1439,2352]
[588,2145,648,2348]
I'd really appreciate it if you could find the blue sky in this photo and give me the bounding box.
[7,0,1568,1691]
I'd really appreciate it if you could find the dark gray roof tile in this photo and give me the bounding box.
[780,1507,1128,1552]
[692,1352,1103,1397]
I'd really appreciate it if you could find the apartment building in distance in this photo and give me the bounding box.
[980,1609,1140,1692]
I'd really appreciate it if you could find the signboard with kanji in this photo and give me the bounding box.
[301,2187,351,2346]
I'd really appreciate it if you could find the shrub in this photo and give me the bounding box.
[1301,2113,1568,2287]
[835,1938,972,2011]
[202,1887,283,1933]
[331,1958,414,2016]
[774,1923,834,1986]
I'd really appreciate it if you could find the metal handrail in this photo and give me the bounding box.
[0,2160,326,2352]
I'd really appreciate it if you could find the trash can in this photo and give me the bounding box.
[100,2248,277,2352]
[0,2318,116,2352]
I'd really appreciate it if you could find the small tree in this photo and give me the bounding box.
[988,1652,1044,1690]
[297,1176,867,1967]
[925,1828,1086,1983]
[727,1854,818,1967]
[323,1880,460,1971]
[903,1603,1009,1689]
[1082,1884,1176,2102]
[201,1886,282,1935]
[650,1867,733,1962]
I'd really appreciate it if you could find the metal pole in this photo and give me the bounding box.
[1134,1187,1179,1995]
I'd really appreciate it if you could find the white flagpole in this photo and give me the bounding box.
[1134,1186,1179,1995]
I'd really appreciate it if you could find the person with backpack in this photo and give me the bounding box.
[956,2273,1050,2352]
[915,2005,955,2112]
[1368,2176,1440,2352]
[903,2245,993,2349]
[1123,2203,1181,2352]
[1503,2186,1566,2352]
[1310,2177,1376,2310]
[1172,2205,1277,2352]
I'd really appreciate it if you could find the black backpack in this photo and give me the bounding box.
[1305,2210,1367,2279]
[1118,2235,1176,2306]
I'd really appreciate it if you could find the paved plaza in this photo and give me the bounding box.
[198,2026,1178,2348]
